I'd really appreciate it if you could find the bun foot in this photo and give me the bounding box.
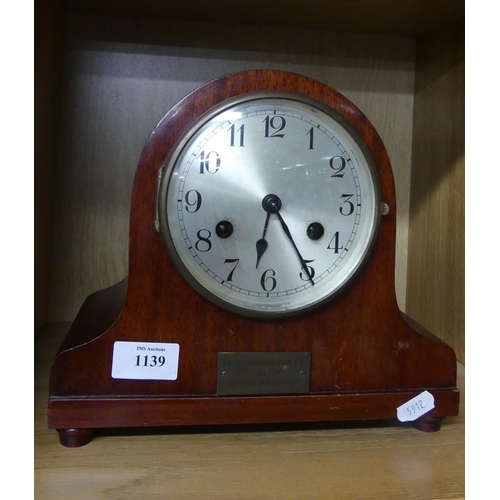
[57,428,94,447]
[411,415,444,432]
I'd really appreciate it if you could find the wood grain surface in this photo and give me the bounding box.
[62,0,465,37]
[36,322,465,500]
[48,14,415,321]
[406,19,465,362]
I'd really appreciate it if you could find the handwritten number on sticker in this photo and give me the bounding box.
[406,399,425,417]
[397,391,435,422]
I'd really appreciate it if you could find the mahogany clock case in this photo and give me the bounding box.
[48,70,459,447]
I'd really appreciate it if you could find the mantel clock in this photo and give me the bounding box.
[48,70,459,447]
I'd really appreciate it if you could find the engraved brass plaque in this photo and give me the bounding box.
[217,352,311,396]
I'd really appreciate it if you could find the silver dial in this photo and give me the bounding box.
[157,93,381,317]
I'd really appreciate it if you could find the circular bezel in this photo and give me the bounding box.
[157,91,382,318]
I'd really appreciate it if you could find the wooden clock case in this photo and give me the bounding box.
[48,70,459,447]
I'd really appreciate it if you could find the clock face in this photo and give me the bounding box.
[157,93,381,317]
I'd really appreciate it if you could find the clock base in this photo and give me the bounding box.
[49,389,459,447]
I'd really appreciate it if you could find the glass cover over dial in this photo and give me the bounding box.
[157,94,381,317]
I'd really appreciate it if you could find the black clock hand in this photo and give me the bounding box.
[275,211,315,285]
[260,194,315,285]
[255,212,271,268]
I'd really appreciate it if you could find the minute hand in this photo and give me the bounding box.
[276,212,315,285]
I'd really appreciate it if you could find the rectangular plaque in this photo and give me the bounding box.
[217,352,311,396]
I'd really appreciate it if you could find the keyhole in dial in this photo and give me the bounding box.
[215,220,234,238]
[307,222,324,240]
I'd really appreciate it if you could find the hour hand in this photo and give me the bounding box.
[256,194,280,267]
[255,212,270,268]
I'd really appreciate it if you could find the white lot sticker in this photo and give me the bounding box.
[111,341,180,380]
[397,391,435,422]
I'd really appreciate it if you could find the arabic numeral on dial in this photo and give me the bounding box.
[327,232,343,253]
[135,355,165,367]
[198,150,220,174]
[300,260,316,281]
[223,258,240,282]
[261,269,277,291]
[263,115,286,138]
[229,124,245,147]
[195,229,212,252]
[184,190,202,213]
[340,194,355,216]
[307,127,314,149]
[330,156,346,177]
